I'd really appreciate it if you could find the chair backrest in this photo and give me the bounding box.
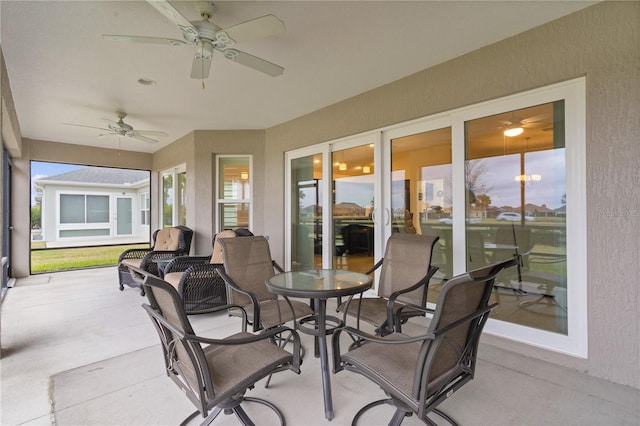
[417,258,517,403]
[219,236,276,306]
[210,228,254,264]
[152,226,193,253]
[138,271,212,407]
[495,225,531,254]
[377,233,439,305]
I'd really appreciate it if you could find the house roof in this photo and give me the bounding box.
[36,167,149,186]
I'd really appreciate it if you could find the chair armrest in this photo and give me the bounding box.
[118,247,152,263]
[386,265,439,332]
[272,260,285,273]
[164,255,212,274]
[364,259,384,275]
[217,268,263,332]
[143,304,301,372]
[332,325,435,373]
[388,265,439,305]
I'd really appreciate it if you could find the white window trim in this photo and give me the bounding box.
[215,155,253,233]
[160,164,187,228]
[56,190,112,240]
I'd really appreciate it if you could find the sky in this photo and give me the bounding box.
[300,149,566,211]
[31,161,83,205]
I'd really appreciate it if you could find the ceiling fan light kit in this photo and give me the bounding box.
[504,127,524,137]
[104,0,286,85]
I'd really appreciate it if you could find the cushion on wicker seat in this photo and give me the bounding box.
[154,228,182,251]
[120,258,142,269]
[211,230,238,264]
[163,272,182,290]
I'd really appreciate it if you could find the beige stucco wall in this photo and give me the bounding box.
[263,2,640,388]
[152,130,266,256]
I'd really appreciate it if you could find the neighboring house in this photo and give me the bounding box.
[34,167,150,245]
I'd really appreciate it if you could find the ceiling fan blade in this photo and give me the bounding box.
[103,34,186,46]
[62,123,111,132]
[129,133,159,144]
[147,0,199,40]
[216,14,285,45]
[97,133,118,138]
[191,56,213,79]
[222,49,284,77]
[136,130,169,136]
[102,118,120,125]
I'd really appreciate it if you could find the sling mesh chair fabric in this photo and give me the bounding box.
[129,266,302,426]
[218,236,314,333]
[118,226,193,295]
[337,233,439,336]
[332,257,518,426]
[163,229,254,314]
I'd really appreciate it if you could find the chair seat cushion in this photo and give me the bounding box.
[246,299,313,329]
[204,331,293,401]
[120,258,142,269]
[163,272,182,290]
[338,297,404,328]
[342,335,420,399]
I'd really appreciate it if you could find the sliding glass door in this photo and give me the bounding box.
[286,134,381,275]
[286,79,586,357]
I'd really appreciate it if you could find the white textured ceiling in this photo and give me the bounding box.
[1,1,596,153]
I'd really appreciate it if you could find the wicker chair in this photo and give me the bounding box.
[162,228,253,315]
[332,257,518,426]
[128,266,302,426]
[337,233,439,336]
[117,226,193,296]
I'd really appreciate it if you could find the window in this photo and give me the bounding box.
[216,156,251,231]
[161,165,187,227]
[60,194,109,224]
[140,192,150,225]
[464,101,568,335]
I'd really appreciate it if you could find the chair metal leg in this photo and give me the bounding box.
[185,397,284,426]
[243,397,285,425]
[232,406,255,426]
[351,399,393,426]
[431,408,458,426]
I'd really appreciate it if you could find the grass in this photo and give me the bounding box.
[30,244,149,274]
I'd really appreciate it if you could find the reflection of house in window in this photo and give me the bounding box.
[35,167,150,245]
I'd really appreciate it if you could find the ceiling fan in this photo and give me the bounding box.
[63,111,167,144]
[499,114,549,137]
[103,1,285,84]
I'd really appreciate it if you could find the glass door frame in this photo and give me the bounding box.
[285,132,382,294]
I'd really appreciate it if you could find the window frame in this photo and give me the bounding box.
[215,155,253,233]
[160,164,187,228]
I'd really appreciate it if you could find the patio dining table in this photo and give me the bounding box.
[265,269,372,420]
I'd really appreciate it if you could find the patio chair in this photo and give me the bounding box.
[117,226,193,296]
[162,228,253,315]
[129,266,302,426]
[218,236,314,333]
[337,233,439,336]
[491,225,532,292]
[332,257,518,426]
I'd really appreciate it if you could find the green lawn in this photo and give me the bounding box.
[30,244,149,274]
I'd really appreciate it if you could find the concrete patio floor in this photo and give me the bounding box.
[1,267,638,425]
